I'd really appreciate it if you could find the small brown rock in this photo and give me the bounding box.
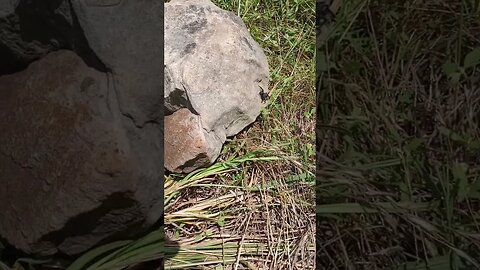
[164,108,222,173]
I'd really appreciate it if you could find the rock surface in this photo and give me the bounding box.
[0,0,163,124]
[0,0,163,256]
[164,0,269,173]
[0,0,65,74]
[0,0,105,75]
[164,108,223,173]
[70,0,164,126]
[0,50,163,256]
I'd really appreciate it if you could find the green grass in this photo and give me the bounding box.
[317,0,480,269]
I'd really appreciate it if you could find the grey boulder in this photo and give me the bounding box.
[164,0,269,173]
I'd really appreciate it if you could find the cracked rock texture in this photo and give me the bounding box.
[164,0,270,173]
[0,0,163,256]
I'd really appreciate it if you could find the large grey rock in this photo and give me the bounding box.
[0,0,164,257]
[0,50,163,256]
[164,0,269,173]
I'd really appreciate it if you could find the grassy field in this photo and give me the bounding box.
[317,0,480,269]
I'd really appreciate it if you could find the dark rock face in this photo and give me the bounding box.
[70,0,164,126]
[0,50,163,256]
[0,0,163,257]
